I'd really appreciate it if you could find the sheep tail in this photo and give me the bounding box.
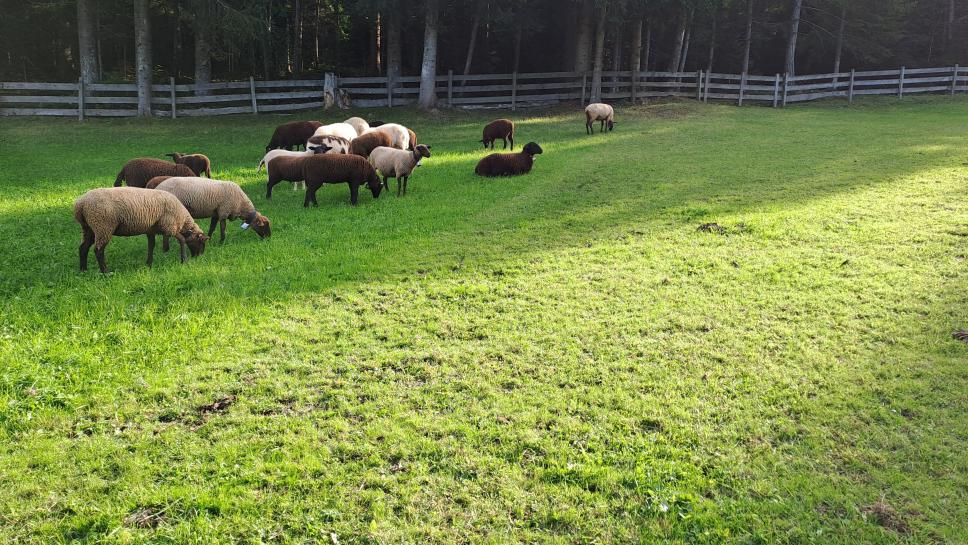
[205,165,212,178]
[114,169,124,187]
[257,159,266,172]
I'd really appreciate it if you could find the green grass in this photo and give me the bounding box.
[0,96,966,544]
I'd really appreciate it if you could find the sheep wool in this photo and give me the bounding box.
[154,177,271,242]
[74,187,208,273]
[343,117,370,136]
[348,130,393,159]
[166,152,212,177]
[474,142,543,177]
[306,134,351,154]
[310,122,358,143]
[266,155,312,199]
[145,175,173,189]
[368,144,431,196]
[266,120,323,152]
[301,154,383,206]
[114,158,196,188]
[371,123,411,150]
[584,103,615,134]
[481,119,515,150]
[258,149,313,172]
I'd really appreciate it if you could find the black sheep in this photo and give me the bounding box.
[481,119,515,150]
[302,153,383,206]
[265,120,323,152]
[474,142,543,177]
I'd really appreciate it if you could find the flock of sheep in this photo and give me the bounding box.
[73,102,617,274]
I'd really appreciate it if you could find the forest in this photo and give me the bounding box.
[3,1,965,92]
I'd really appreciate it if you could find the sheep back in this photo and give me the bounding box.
[303,154,381,188]
[311,122,358,142]
[146,175,173,189]
[349,131,393,158]
[154,177,256,220]
[474,142,542,177]
[483,119,514,143]
[267,120,323,150]
[114,158,196,188]
[584,103,614,122]
[343,116,370,135]
[372,123,410,150]
[74,187,199,238]
[167,152,212,177]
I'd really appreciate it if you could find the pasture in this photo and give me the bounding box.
[0,97,966,544]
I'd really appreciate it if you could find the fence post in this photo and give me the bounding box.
[511,71,518,111]
[249,76,257,114]
[782,72,789,107]
[704,72,709,102]
[447,70,453,106]
[387,74,393,108]
[772,74,780,108]
[631,67,638,102]
[77,78,85,121]
[848,69,855,104]
[696,70,703,101]
[738,73,746,106]
[580,72,587,106]
[170,77,177,118]
[952,64,959,95]
[898,66,905,99]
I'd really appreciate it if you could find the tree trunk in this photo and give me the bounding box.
[643,21,651,73]
[386,12,401,83]
[832,2,847,74]
[96,0,103,81]
[374,12,382,74]
[77,0,100,84]
[194,21,212,95]
[785,0,803,76]
[947,0,955,43]
[611,23,622,93]
[418,0,440,110]
[589,1,607,103]
[630,17,643,72]
[707,7,718,72]
[171,0,181,80]
[513,23,523,73]
[667,10,688,72]
[741,0,753,75]
[134,0,152,117]
[678,20,692,72]
[292,0,302,75]
[461,6,483,84]
[574,0,594,72]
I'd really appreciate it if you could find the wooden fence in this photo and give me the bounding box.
[1,65,965,118]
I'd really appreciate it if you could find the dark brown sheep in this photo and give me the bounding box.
[302,154,383,206]
[348,130,393,158]
[474,142,543,177]
[145,175,173,189]
[265,120,323,152]
[166,152,212,177]
[114,158,195,188]
[368,120,386,127]
[266,155,311,200]
[481,119,514,150]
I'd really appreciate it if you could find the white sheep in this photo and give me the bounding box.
[310,122,358,143]
[154,177,271,243]
[368,144,431,196]
[584,103,615,134]
[343,117,370,136]
[369,123,412,150]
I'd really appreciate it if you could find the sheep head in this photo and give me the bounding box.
[607,120,615,131]
[181,227,210,257]
[309,144,332,154]
[367,171,383,199]
[523,142,543,157]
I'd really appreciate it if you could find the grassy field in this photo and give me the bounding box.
[0,96,966,544]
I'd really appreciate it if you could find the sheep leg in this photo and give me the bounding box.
[79,226,94,271]
[502,137,507,149]
[586,122,592,135]
[208,217,219,238]
[304,185,319,208]
[350,183,360,205]
[396,177,401,197]
[219,219,226,243]
[162,234,170,253]
[509,136,514,150]
[146,234,155,267]
[173,233,188,263]
[402,176,409,196]
[381,175,389,190]
[600,120,605,133]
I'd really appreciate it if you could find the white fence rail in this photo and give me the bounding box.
[1,65,965,118]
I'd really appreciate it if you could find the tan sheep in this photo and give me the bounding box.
[368,144,432,196]
[343,116,370,136]
[584,103,615,134]
[74,187,209,273]
[153,177,271,244]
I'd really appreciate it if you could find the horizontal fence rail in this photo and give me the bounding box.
[2,65,965,118]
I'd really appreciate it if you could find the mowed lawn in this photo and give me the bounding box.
[0,96,966,544]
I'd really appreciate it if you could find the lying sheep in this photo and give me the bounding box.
[74,187,209,273]
[306,134,351,155]
[302,154,382,206]
[343,117,370,136]
[348,130,393,159]
[266,155,312,199]
[310,122,358,143]
[474,142,543,177]
[166,152,212,177]
[368,144,432,196]
[114,158,195,188]
[482,119,514,150]
[584,103,615,134]
[154,177,271,243]
[370,123,411,150]
[266,120,323,152]
[146,175,173,189]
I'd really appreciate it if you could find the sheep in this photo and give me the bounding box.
[258,148,313,172]
[370,123,411,150]
[114,158,195,188]
[348,130,393,159]
[266,120,323,152]
[481,119,515,150]
[154,177,271,244]
[406,128,418,151]
[74,187,209,273]
[145,175,173,189]
[367,119,386,127]
[301,154,383,206]
[474,142,543,177]
[306,134,351,155]
[368,144,432,197]
[310,122,358,143]
[584,103,615,134]
[266,155,312,199]
[166,152,212,177]
[343,116,370,136]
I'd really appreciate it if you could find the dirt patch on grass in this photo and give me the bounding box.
[861,501,910,533]
[952,330,968,342]
[198,395,236,415]
[125,506,167,528]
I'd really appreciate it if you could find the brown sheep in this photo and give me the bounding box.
[474,142,543,177]
[481,119,514,150]
[348,130,393,158]
[166,152,212,177]
[114,158,195,188]
[266,120,323,152]
[145,176,173,189]
[266,155,311,200]
[302,154,383,206]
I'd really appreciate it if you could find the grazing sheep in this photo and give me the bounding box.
[302,154,382,206]
[310,122,358,143]
[481,119,515,150]
[74,187,209,273]
[306,134,351,154]
[343,116,370,135]
[154,177,271,243]
[266,120,323,152]
[584,103,615,134]
[368,144,432,196]
[166,152,212,178]
[266,155,312,199]
[348,130,393,159]
[114,158,195,188]
[474,142,543,177]
[370,123,411,150]
[145,175,173,189]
